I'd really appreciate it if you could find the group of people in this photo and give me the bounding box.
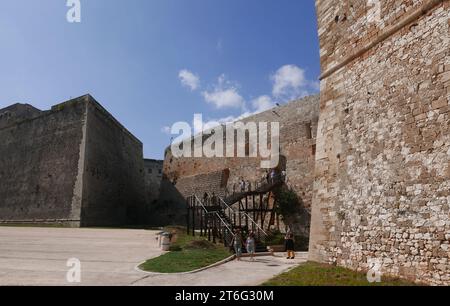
[231,229,257,261]
[231,229,296,261]
[264,169,287,184]
[239,179,252,193]
[264,169,277,184]
[226,169,288,197]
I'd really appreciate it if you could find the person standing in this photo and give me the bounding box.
[281,170,287,182]
[232,229,244,261]
[285,231,295,259]
[270,169,276,183]
[211,192,217,206]
[246,232,256,261]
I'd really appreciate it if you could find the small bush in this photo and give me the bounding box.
[276,189,301,221]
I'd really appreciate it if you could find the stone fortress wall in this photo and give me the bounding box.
[0,95,146,227]
[310,0,450,285]
[0,101,86,226]
[143,159,164,205]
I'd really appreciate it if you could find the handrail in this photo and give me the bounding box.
[218,196,268,237]
[193,195,235,238]
[193,195,211,214]
[206,192,233,212]
[227,174,284,199]
[214,211,235,236]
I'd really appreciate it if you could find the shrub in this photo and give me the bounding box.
[275,189,302,225]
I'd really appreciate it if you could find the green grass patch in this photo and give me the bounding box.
[139,227,232,273]
[263,262,419,286]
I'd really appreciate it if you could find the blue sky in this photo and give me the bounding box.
[0,0,320,159]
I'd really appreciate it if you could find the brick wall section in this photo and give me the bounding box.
[310,0,450,285]
[173,170,228,198]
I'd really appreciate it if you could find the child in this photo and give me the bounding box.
[246,232,256,261]
[285,231,295,259]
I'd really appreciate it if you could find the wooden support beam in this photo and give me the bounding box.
[245,197,249,229]
[239,201,242,228]
[186,198,190,235]
[253,195,256,231]
[212,217,216,244]
[260,194,264,229]
[200,208,203,237]
[207,214,211,241]
[192,200,196,237]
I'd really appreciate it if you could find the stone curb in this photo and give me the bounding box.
[134,251,304,276]
[134,254,237,276]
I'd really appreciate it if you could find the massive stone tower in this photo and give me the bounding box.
[0,95,146,227]
[310,0,449,284]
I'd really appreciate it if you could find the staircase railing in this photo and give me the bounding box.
[213,207,235,247]
[224,174,285,203]
[192,195,235,247]
[201,193,262,245]
[214,195,268,244]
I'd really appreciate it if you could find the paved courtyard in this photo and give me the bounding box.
[0,227,306,286]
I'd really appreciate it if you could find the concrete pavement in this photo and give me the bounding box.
[133,255,307,286]
[0,227,306,286]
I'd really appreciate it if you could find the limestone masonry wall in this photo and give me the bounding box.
[80,97,146,226]
[173,170,228,199]
[144,159,163,205]
[0,95,146,227]
[0,101,85,225]
[310,0,450,285]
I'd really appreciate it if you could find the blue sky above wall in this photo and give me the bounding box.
[0,0,320,159]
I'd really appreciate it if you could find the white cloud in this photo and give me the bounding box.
[203,89,245,109]
[173,66,319,136]
[251,95,275,113]
[179,69,200,91]
[161,126,171,134]
[199,111,254,132]
[202,75,245,109]
[272,65,307,99]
